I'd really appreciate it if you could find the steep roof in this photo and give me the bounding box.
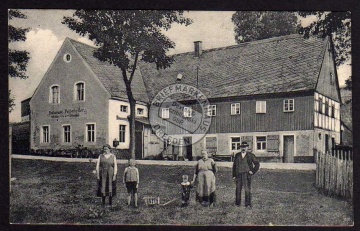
[68,39,149,103]
[139,34,328,101]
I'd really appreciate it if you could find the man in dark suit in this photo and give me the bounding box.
[232,141,260,208]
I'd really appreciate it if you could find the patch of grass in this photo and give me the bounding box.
[10,159,353,225]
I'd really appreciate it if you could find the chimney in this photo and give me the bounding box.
[194,41,202,57]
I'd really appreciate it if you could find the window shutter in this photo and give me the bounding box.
[206,137,217,155]
[267,135,279,152]
[262,101,266,113]
[241,136,253,151]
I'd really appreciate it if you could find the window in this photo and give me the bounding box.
[119,125,126,143]
[162,108,169,119]
[63,125,71,143]
[120,105,128,113]
[50,85,60,104]
[184,107,192,117]
[284,99,294,112]
[75,82,85,101]
[331,104,335,118]
[137,108,144,116]
[318,96,323,114]
[231,137,241,151]
[231,103,241,115]
[256,136,267,150]
[63,53,72,62]
[256,101,266,113]
[41,126,50,143]
[86,124,95,142]
[207,105,216,116]
[325,101,329,116]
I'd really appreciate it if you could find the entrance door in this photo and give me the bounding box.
[183,137,193,161]
[283,135,294,163]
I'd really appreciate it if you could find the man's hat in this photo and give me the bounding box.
[239,141,249,147]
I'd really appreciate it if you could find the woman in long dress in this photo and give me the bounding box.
[96,144,118,206]
[192,150,217,207]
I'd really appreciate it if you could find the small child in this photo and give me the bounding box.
[180,174,193,207]
[123,159,139,207]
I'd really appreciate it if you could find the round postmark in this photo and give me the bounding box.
[149,84,212,147]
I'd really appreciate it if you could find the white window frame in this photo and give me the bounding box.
[256,101,266,113]
[120,105,128,113]
[231,103,241,115]
[283,99,294,112]
[49,85,60,104]
[137,108,144,116]
[207,105,216,116]
[162,108,170,119]
[74,81,85,101]
[62,125,71,143]
[230,136,241,151]
[63,53,72,63]
[119,124,126,143]
[184,107,192,118]
[86,123,96,143]
[41,125,50,143]
[256,136,267,151]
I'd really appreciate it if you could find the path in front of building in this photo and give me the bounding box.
[11,154,316,171]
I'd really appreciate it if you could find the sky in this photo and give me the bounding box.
[8,10,351,123]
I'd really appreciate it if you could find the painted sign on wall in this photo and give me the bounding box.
[48,107,87,118]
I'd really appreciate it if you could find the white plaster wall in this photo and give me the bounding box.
[167,130,316,158]
[108,99,149,149]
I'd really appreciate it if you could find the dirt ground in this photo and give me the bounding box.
[10,159,353,226]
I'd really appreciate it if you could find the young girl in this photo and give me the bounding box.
[123,159,139,207]
[180,174,193,207]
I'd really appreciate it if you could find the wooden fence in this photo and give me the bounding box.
[315,148,353,199]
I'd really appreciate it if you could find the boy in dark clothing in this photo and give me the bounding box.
[180,175,193,207]
[232,141,260,208]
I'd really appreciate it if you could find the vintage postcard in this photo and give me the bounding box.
[8,9,353,226]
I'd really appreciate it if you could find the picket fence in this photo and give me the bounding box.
[315,149,353,199]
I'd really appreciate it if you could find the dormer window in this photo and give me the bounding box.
[49,85,60,104]
[74,82,85,101]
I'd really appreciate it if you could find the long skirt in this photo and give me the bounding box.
[96,174,116,197]
[196,170,216,204]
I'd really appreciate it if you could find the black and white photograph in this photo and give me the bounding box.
[8,9,353,226]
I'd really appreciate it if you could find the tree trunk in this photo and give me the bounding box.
[124,81,136,159]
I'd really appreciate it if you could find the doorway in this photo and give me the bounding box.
[183,137,193,161]
[283,135,295,163]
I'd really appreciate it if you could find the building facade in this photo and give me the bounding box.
[141,35,342,162]
[29,38,162,158]
[28,34,342,162]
